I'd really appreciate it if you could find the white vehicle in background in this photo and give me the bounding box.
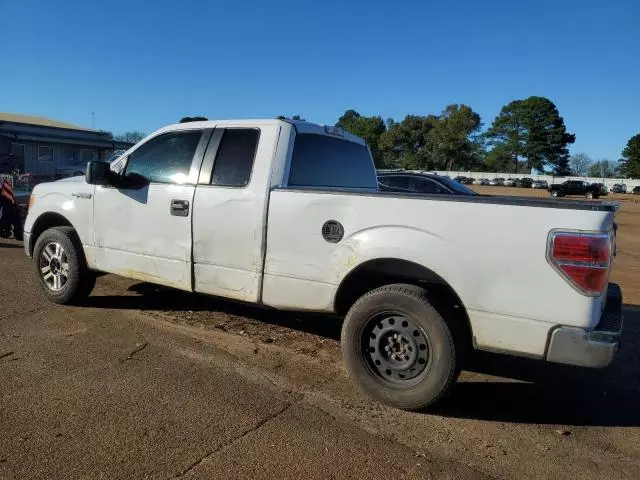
[23,118,623,411]
[503,178,516,187]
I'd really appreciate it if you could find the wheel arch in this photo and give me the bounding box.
[28,212,75,256]
[333,258,472,352]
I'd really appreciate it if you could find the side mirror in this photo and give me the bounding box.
[86,161,111,185]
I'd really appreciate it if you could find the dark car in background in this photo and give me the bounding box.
[633,186,640,195]
[548,180,601,199]
[592,183,608,196]
[520,178,533,188]
[610,184,627,194]
[378,172,476,195]
[453,175,474,184]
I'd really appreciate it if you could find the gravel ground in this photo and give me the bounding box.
[1,191,639,479]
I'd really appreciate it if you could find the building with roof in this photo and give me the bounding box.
[0,113,133,179]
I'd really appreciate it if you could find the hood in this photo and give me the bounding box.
[55,175,87,184]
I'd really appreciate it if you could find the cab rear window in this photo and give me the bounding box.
[288,134,377,189]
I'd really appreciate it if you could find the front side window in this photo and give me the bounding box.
[211,129,259,187]
[125,130,201,184]
[288,134,377,189]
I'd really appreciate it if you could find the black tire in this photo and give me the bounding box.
[551,190,559,198]
[33,226,96,304]
[585,192,594,199]
[341,284,459,411]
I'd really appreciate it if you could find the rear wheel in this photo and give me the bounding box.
[551,190,559,197]
[585,191,594,199]
[33,227,96,304]
[341,284,460,411]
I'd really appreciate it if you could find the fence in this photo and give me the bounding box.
[427,171,640,190]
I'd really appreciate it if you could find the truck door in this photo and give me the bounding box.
[93,128,211,291]
[191,124,279,302]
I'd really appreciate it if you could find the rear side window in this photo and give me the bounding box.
[409,177,448,194]
[211,129,259,187]
[288,134,377,189]
[379,176,410,189]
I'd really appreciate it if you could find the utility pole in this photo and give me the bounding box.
[91,111,95,129]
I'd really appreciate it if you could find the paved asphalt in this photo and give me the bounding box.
[2,238,640,479]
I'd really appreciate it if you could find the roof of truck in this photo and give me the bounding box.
[155,119,367,146]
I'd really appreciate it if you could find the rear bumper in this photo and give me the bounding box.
[23,231,31,257]
[546,283,623,368]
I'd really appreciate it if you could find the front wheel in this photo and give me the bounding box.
[33,227,96,304]
[341,284,459,411]
[585,192,594,199]
[551,190,559,197]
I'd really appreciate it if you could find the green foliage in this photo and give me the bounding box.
[427,104,483,171]
[569,153,593,176]
[180,116,208,123]
[620,134,640,178]
[485,96,575,174]
[378,115,438,169]
[483,146,513,172]
[336,110,387,167]
[588,159,619,178]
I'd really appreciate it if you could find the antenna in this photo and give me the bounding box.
[91,111,95,129]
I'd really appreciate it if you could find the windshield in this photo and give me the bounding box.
[436,176,477,194]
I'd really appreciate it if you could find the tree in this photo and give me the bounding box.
[336,110,386,167]
[483,146,513,172]
[620,133,640,178]
[569,153,593,176]
[114,131,146,143]
[426,104,483,171]
[485,96,575,175]
[378,115,439,169]
[588,159,619,178]
[180,116,208,123]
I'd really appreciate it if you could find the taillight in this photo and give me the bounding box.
[548,232,611,296]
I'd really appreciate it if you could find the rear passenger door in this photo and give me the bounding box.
[192,125,280,302]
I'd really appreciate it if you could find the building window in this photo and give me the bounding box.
[38,145,54,163]
[10,143,25,162]
[79,149,97,164]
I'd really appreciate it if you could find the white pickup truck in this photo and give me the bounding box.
[24,119,623,410]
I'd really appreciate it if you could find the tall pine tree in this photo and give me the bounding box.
[485,97,575,175]
[620,133,640,178]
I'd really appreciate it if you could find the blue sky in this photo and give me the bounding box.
[1,0,638,160]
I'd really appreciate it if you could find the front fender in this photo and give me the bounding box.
[26,190,94,248]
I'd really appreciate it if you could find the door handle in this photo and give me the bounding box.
[170,199,190,217]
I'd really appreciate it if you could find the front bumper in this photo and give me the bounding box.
[23,231,31,257]
[546,283,623,368]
